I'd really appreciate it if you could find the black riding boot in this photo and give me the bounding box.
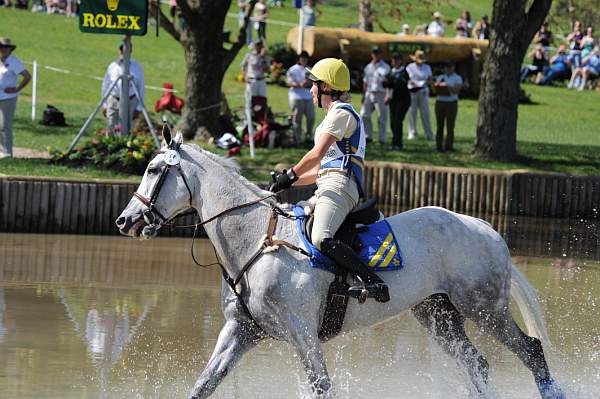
[320,238,390,303]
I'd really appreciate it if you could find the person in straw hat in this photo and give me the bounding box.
[406,49,434,140]
[0,38,31,159]
[270,58,390,303]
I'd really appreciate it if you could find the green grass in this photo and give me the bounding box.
[1,2,599,181]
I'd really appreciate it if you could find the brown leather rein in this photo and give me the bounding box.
[132,153,308,335]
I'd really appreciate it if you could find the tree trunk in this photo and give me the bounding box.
[358,0,374,32]
[148,0,254,140]
[176,3,230,140]
[475,0,552,160]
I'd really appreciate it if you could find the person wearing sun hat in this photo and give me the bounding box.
[0,37,31,159]
[427,11,445,37]
[406,49,433,140]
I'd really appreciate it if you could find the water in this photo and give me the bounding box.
[0,231,599,399]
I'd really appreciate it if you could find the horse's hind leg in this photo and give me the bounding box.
[189,319,263,399]
[412,294,490,395]
[479,311,565,399]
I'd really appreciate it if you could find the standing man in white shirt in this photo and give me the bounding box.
[101,42,145,135]
[406,50,434,140]
[434,62,463,152]
[241,39,270,102]
[0,38,30,159]
[360,46,390,144]
[427,11,445,37]
[286,51,315,146]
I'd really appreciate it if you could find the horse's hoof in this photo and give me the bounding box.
[538,378,566,399]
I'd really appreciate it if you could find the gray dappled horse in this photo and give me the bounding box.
[116,133,565,399]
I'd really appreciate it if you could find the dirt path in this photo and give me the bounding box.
[12,147,50,159]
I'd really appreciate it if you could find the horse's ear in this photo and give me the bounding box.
[162,124,173,148]
[173,131,183,149]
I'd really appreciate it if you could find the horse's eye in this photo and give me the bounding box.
[148,167,159,175]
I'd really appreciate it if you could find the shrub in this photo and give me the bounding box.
[49,133,158,175]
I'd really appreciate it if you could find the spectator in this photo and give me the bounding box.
[253,0,269,41]
[361,46,391,144]
[406,50,433,140]
[101,42,145,135]
[427,11,445,37]
[65,0,76,16]
[455,25,467,38]
[521,44,549,83]
[567,21,584,69]
[241,39,270,102]
[472,15,490,40]
[238,0,253,45]
[571,47,600,91]
[398,24,410,36]
[286,51,315,145]
[433,62,463,152]
[538,45,570,86]
[455,10,472,37]
[0,38,31,159]
[383,52,411,151]
[580,27,596,59]
[534,22,554,50]
[302,0,320,27]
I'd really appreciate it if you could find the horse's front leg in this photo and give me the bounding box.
[189,319,263,399]
[287,316,333,398]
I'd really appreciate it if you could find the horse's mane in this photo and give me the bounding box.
[183,144,271,198]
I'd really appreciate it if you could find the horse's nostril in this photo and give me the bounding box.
[116,216,126,227]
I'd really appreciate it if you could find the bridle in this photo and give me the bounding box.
[132,147,194,228]
[129,136,306,336]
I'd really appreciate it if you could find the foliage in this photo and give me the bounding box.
[551,0,600,30]
[49,134,158,175]
[268,42,297,69]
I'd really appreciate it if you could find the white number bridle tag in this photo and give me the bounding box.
[164,150,181,166]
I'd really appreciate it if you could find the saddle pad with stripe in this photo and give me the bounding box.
[292,205,404,272]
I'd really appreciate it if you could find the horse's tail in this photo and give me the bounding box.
[509,263,551,348]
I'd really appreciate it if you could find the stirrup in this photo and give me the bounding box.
[348,277,390,304]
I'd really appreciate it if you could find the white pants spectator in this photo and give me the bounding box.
[408,89,433,139]
[289,98,315,144]
[360,91,388,143]
[245,79,267,101]
[107,95,138,135]
[0,97,17,158]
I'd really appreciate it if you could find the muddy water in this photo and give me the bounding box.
[0,233,598,399]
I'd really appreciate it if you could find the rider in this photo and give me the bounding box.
[271,58,390,303]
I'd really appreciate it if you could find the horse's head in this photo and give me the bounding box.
[116,128,194,239]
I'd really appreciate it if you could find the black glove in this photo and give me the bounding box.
[269,169,298,192]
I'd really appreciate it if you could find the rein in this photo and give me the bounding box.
[133,147,308,335]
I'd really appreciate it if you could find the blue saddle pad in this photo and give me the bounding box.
[292,205,404,273]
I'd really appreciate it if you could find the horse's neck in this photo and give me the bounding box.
[194,171,271,276]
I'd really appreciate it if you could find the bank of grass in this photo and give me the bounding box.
[1,3,599,181]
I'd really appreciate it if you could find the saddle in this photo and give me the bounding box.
[302,198,380,249]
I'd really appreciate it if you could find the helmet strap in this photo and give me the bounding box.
[317,82,337,109]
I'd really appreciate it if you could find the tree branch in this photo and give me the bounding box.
[176,0,194,19]
[149,0,181,42]
[224,0,257,70]
[524,0,553,47]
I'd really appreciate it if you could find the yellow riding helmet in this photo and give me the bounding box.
[306,58,350,92]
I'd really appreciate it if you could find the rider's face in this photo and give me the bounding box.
[310,81,319,105]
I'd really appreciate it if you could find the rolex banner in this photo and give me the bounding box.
[79,0,148,36]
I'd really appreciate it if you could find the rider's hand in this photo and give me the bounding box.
[269,168,298,192]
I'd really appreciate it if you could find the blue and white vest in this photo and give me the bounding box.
[314,102,366,197]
